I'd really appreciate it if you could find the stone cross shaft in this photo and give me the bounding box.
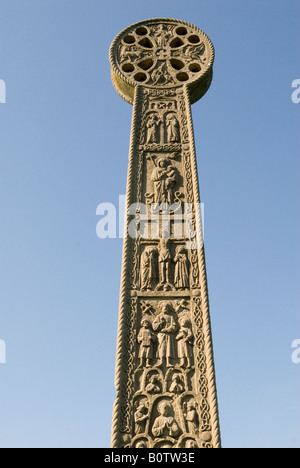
[109,18,221,449]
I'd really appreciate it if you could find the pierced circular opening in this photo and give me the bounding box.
[176,72,189,82]
[189,63,201,73]
[138,37,153,49]
[138,59,154,71]
[188,35,200,44]
[176,26,188,36]
[123,35,135,44]
[170,37,184,48]
[136,26,148,36]
[134,72,147,82]
[122,63,135,73]
[170,58,185,71]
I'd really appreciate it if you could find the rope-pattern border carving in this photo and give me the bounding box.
[111,86,143,448]
[184,86,221,448]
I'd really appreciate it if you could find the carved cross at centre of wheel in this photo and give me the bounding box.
[155,47,169,60]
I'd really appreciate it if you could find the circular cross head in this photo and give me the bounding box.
[110,18,215,104]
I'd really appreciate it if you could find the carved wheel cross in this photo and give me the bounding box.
[110,18,214,104]
[109,18,221,449]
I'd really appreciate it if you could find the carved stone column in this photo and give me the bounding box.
[109,18,221,449]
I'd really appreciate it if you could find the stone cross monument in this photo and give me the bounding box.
[109,18,221,449]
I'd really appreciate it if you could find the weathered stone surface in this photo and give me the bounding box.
[109,18,221,449]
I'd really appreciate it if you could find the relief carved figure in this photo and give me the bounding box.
[146,374,162,394]
[169,373,185,394]
[183,401,199,436]
[152,23,172,48]
[166,114,180,143]
[141,247,158,291]
[119,45,141,64]
[152,400,181,439]
[156,237,174,291]
[151,63,169,86]
[153,302,178,368]
[134,401,149,435]
[174,246,189,290]
[140,245,190,292]
[137,318,157,368]
[146,114,161,144]
[176,317,194,369]
[151,158,177,205]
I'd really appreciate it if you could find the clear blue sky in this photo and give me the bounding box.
[0,0,299,448]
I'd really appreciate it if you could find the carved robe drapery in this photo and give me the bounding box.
[153,311,178,360]
[174,249,189,289]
